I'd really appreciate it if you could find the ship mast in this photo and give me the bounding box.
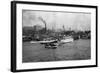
[63,25,65,32]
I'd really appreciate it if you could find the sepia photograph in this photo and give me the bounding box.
[22,10,91,63]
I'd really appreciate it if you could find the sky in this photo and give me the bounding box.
[22,10,91,31]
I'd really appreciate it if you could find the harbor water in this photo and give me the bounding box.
[23,39,91,63]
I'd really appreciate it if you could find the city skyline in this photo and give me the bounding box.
[22,10,91,31]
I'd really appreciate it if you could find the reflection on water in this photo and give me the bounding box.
[22,39,91,63]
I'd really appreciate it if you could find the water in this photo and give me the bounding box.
[22,39,91,63]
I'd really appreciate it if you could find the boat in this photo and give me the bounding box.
[60,36,74,43]
[30,40,57,44]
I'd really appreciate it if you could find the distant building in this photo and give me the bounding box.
[33,24,43,31]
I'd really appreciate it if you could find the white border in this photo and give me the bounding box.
[16,4,96,70]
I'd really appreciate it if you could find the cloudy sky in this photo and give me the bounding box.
[22,10,91,31]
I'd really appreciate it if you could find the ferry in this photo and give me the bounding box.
[60,36,74,43]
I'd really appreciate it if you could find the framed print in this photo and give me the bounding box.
[11,1,98,72]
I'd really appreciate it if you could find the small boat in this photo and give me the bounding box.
[30,39,58,49]
[45,42,58,49]
[60,36,74,43]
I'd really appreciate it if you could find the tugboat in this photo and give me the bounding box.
[45,40,58,49]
